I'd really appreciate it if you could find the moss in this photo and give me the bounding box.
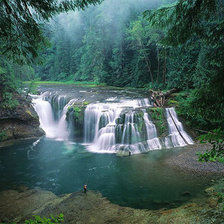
[167,99,179,107]
[0,131,6,141]
[23,81,106,88]
[26,109,36,118]
[83,101,89,106]
[73,107,82,120]
[66,102,88,140]
[134,111,147,141]
[147,108,168,136]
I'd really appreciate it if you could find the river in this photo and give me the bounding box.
[0,85,213,210]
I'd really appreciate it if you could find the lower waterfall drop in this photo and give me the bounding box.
[143,110,162,150]
[165,107,194,148]
[84,98,164,154]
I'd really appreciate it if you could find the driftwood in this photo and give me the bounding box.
[149,88,178,107]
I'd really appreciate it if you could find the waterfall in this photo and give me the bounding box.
[32,94,72,141]
[143,111,162,150]
[84,103,123,152]
[165,107,194,148]
[84,99,162,154]
[32,91,194,153]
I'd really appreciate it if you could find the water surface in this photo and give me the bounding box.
[0,137,211,209]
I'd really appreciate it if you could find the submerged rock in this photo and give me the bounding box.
[0,186,223,224]
[0,93,44,145]
[205,187,215,196]
[181,191,191,197]
[207,197,218,208]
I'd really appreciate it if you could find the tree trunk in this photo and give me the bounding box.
[157,47,160,83]
[149,88,179,107]
[163,48,167,84]
[139,40,154,84]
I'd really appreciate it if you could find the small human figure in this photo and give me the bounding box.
[83,184,87,193]
[129,151,131,156]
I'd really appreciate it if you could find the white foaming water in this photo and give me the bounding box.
[143,111,162,150]
[32,94,75,141]
[165,107,194,148]
[85,98,156,154]
[84,103,122,152]
[32,92,194,153]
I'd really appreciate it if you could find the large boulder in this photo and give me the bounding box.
[0,93,44,144]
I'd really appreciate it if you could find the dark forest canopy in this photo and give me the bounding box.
[0,0,101,107]
[0,0,101,64]
[0,0,224,130]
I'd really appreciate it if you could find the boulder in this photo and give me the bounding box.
[0,93,44,144]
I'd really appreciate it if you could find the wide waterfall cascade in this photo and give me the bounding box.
[84,99,164,154]
[32,93,76,141]
[165,107,194,148]
[32,91,194,153]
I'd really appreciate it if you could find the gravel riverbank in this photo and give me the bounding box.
[165,143,224,176]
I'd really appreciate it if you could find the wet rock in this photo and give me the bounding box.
[205,187,215,196]
[181,191,191,197]
[207,197,218,208]
[66,102,87,141]
[0,187,222,224]
[16,185,29,192]
[0,93,44,144]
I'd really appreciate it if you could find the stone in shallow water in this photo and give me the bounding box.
[181,191,191,197]
[207,197,218,208]
[204,187,215,196]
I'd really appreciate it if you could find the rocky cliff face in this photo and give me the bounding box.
[0,93,44,144]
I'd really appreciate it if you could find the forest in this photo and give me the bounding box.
[1,0,224,223]
[1,0,223,132]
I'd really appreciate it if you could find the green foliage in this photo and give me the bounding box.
[217,192,224,210]
[73,107,82,119]
[24,81,104,88]
[0,0,101,64]
[197,129,224,163]
[0,0,101,110]
[1,92,19,109]
[148,108,166,135]
[24,214,64,224]
[25,80,38,98]
[144,0,224,130]
[0,58,20,109]
[35,2,168,87]
[83,101,89,106]
[0,131,6,141]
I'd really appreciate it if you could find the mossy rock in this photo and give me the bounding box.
[167,99,179,107]
[146,108,168,137]
[0,130,7,141]
[66,102,88,140]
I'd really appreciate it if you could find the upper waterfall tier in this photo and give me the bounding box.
[32,92,77,141]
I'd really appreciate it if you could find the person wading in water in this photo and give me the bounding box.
[83,184,87,194]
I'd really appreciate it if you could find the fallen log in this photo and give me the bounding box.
[149,88,179,107]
